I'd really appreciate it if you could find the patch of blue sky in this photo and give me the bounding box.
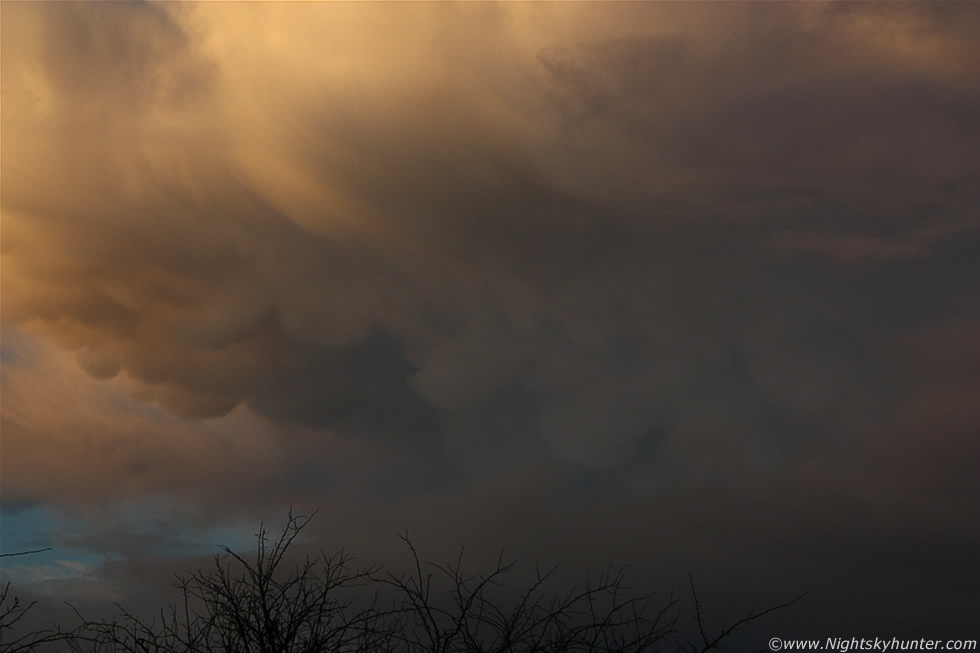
[108,497,259,555]
[0,505,109,585]
[1,502,257,588]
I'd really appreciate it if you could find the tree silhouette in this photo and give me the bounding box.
[2,512,803,652]
[1,549,65,653]
[64,512,390,653]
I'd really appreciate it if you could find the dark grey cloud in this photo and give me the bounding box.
[3,2,979,641]
[4,0,978,481]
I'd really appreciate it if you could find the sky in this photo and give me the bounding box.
[1,1,979,646]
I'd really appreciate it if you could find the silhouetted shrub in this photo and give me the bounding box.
[2,512,802,652]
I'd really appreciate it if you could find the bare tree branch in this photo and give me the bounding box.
[0,549,53,559]
[7,513,802,652]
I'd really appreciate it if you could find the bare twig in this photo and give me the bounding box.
[0,548,53,559]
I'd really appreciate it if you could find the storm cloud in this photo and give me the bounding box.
[2,1,979,641]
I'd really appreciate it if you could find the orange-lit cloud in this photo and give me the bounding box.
[0,330,280,509]
[2,2,978,542]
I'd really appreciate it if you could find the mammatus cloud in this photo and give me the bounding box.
[1,331,282,510]
[2,0,978,540]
